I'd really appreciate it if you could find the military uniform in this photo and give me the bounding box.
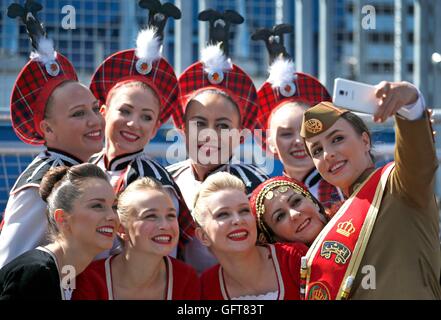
[349,114,441,299]
[300,95,441,299]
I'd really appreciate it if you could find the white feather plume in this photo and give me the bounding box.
[135,27,162,63]
[201,43,233,74]
[30,37,56,64]
[267,56,296,88]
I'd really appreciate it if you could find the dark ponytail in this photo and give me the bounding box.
[39,166,69,203]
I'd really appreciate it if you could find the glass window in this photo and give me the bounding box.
[97,1,108,12]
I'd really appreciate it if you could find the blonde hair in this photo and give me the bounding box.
[192,172,246,226]
[117,177,169,225]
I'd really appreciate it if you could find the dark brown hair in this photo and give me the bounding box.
[40,163,110,241]
[185,89,241,125]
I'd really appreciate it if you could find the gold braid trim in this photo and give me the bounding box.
[254,181,314,243]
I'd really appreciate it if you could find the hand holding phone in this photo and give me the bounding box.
[333,78,378,114]
[333,78,420,121]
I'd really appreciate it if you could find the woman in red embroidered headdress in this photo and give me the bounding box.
[250,176,328,247]
[193,172,307,300]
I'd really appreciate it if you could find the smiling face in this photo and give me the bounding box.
[103,83,161,158]
[65,178,119,253]
[268,102,314,179]
[184,91,242,169]
[121,189,178,257]
[41,82,105,162]
[196,188,257,255]
[262,187,325,245]
[305,117,372,193]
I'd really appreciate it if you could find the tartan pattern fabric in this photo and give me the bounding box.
[256,72,332,150]
[172,61,261,131]
[10,53,78,145]
[90,49,181,125]
[317,178,345,217]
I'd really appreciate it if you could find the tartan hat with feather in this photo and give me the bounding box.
[252,24,332,150]
[172,9,260,132]
[90,1,182,125]
[8,0,78,145]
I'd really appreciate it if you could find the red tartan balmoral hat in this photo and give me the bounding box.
[10,38,78,145]
[257,59,332,130]
[90,27,180,125]
[255,57,332,150]
[172,43,260,131]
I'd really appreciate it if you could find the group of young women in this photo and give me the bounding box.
[0,1,440,300]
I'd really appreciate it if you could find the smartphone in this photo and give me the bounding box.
[332,78,414,118]
[333,78,378,114]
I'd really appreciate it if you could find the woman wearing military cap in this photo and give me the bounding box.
[0,1,105,268]
[300,81,441,299]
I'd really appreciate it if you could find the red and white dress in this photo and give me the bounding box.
[90,150,193,258]
[200,243,308,300]
[72,255,200,300]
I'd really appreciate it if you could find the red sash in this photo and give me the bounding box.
[303,162,395,300]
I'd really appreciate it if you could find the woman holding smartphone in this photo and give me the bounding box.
[300,81,441,299]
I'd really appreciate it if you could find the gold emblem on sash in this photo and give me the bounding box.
[304,119,323,134]
[320,241,351,264]
[307,282,330,300]
[336,219,355,237]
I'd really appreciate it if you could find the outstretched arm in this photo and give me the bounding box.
[374,81,437,208]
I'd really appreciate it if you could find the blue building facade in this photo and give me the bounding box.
[1,0,423,213]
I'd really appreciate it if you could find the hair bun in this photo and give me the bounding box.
[39,166,69,202]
